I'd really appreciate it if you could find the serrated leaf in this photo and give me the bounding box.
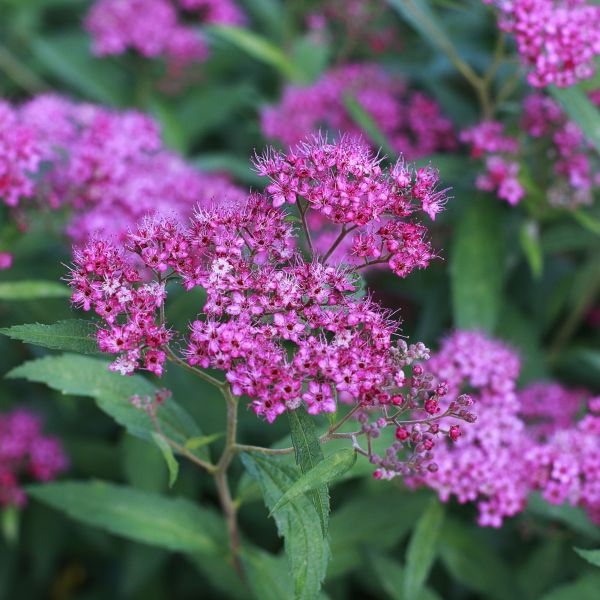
[288,407,330,535]
[7,354,208,460]
[241,453,329,600]
[0,319,99,354]
[270,449,356,515]
[450,199,505,332]
[151,433,180,488]
[28,481,225,554]
[404,499,444,600]
[574,547,600,567]
[549,86,600,154]
[209,25,301,81]
[343,94,396,157]
[0,281,70,300]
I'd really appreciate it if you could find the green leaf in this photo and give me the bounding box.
[439,518,520,600]
[28,481,225,554]
[0,319,99,354]
[540,574,600,600]
[288,407,330,535]
[450,199,505,332]
[7,354,208,460]
[184,433,224,451]
[0,281,70,301]
[574,547,600,567]
[1,505,19,545]
[343,94,396,157]
[241,453,329,600]
[151,433,180,488]
[30,33,125,106]
[291,36,330,84]
[404,499,444,600]
[549,86,600,154]
[270,449,356,515]
[242,547,294,600]
[328,490,429,579]
[519,221,543,279]
[209,25,301,81]
[572,209,600,237]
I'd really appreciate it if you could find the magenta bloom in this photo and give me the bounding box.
[0,409,68,508]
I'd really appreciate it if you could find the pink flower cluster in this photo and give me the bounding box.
[460,121,524,205]
[86,0,244,73]
[0,94,243,248]
[0,409,68,507]
[413,330,600,527]
[69,195,472,475]
[254,134,448,275]
[522,93,599,206]
[492,0,600,87]
[261,64,456,159]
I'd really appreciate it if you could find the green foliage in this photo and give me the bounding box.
[270,449,356,514]
[0,319,99,354]
[288,407,330,535]
[241,453,330,600]
[343,94,396,156]
[0,281,70,300]
[7,354,209,460]
[28,481,226,554]
[574,548,600,568]
[151,433,180,488]
[450,199,505,331]
[404,499,444,600]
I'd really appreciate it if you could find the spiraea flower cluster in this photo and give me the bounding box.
[67,137,473,477]
[262,64,456,158]
[254,134,449,274]
[490,0,600,88]
[0,94,243,255]
[412,330,600,527]
[86,0,244,74]
[460,121,524,206]
[0,409,68,507]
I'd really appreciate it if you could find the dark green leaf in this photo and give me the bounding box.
[242,547,294,600]
[540,574,600,600]
[572,209,600,237]
[0,320,99,354]
[404,499,444,600]
[0,281,70,301]
[450,199,505,331]
[288,407,330,535]
[241,453,329,600]
[28,481,225,554]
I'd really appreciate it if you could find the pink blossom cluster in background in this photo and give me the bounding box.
[0,94,244,258]
[0,409,68,507]
[490,0,600,88]
[85,0,244,73]
[460,121,524,206]
[413,330,600,528]
[461,93,599,208]
[255,134,448,273]
[262,63,456,159]
[522,93,599,207]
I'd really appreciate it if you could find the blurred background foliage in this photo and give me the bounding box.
[1,0,600,598]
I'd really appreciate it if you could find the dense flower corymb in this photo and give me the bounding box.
[0,409,68,507]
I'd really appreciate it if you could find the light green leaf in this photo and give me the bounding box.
[28,481,225,554]
[519,221,543,279]
[572,209,600,237]
[549,86,600,154]
[1,505,19,545]
[404,499,444,600]
[540,574,600,600]
[241,453,330,600]
[343,94,396,157]
[450,199,505,331]
[0,319,99,354]
[7,354,208,460]
[209,25,301,81]
[0,281,70,301]
[185,433,224,451]
[291,36,330,83]
[270,449,356,515]
[151,433,180,488]
[574,547,600,567]
[288,407,330,535]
